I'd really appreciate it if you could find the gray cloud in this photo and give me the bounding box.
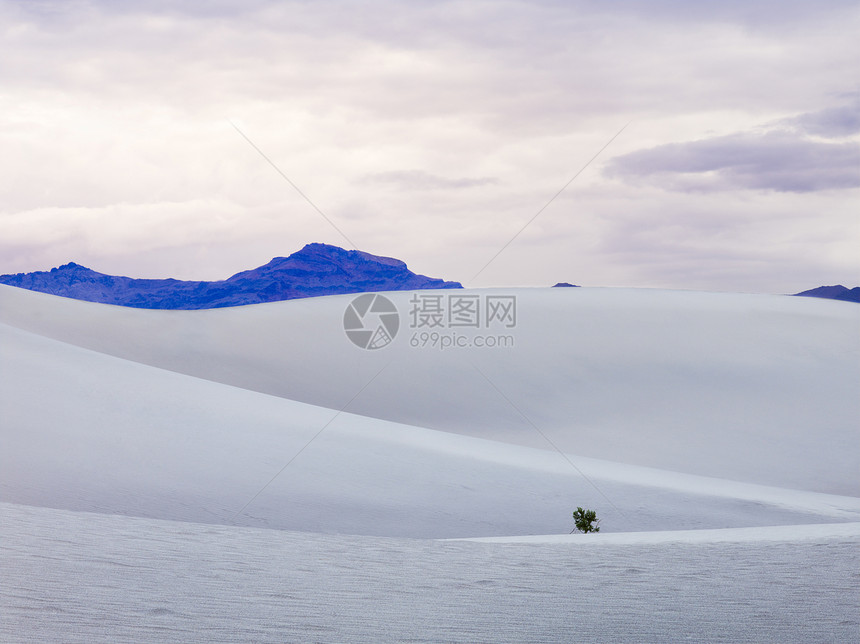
[606,130,860,193]
[364,170,498,191]
[568,0,859,28]
[779,100,860,139]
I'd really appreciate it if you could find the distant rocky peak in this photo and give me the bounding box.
[794,285,860,303]
[293,243,408,268]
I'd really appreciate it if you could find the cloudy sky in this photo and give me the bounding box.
[1,0,858,292]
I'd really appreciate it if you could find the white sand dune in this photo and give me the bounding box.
[1,284,857,496]
[2,284,858,537]
[1,284,858,641]
[458,521,860,544]
[5,319,858,538]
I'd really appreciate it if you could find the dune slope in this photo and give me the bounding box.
[1,284,857,497]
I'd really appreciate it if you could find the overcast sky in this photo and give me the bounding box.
[1,0,858,292]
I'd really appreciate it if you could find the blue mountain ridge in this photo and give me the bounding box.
[793,285,860,304]
[2,243,856,308]
[0,243,462,309]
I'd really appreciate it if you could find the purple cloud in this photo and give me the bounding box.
[606,130,860,193]
[781,102,860,138]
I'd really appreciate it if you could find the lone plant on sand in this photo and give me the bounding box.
[571,507,600,533]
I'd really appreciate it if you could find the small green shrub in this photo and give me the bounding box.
[571,507,600,533]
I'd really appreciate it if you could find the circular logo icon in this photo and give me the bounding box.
[343,293,400,350]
